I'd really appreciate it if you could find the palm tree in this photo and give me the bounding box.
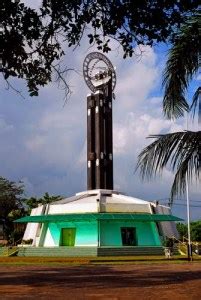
[162,14,200,119]
[24,193,63,213]
[137,14,201,202]
[42,192,63,204]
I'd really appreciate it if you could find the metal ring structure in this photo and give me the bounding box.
[83,52,116,93]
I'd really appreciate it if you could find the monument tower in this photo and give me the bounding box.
[83,52,116,190]
[16,52,180,256]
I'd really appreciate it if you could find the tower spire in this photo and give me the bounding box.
[83,53,116,190]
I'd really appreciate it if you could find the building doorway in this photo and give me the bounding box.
[121,227,137,246]
[60,228,76,246]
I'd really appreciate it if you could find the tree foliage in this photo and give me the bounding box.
[177,221,201,242]
[137,14,201,200]
[24,192,63,212]
[163,14,201,119]
[0,175,63,241]
[0,0,199,96]
[0,176,24,219]
[0,176,24,239]
[176,222,187,239]
[137,131,201,201]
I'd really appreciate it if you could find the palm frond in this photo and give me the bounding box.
[136,131,201,201]
[189,86,201,119]
[163,15,201,119]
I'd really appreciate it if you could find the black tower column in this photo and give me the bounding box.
[104,78,113,189]
[83,52,116,191]
[87,78,113,190]
[94,90,105,189]
[87,94,96,190]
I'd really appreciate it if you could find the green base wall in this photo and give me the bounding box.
[100,220,161,246]
[43,221,98,247]
[40,220,161,247]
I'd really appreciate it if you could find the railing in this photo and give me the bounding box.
[183,237,201,255]
[0,237,23,257]
[0,246,18,257]
[172,236,200,256]
[171,236,187,255]
[13,237,23,246]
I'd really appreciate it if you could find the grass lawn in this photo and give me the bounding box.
[0,255,201,266]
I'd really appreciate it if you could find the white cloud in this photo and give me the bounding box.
[113,112,184,157]
[0,116,14,132]
[113,47,159,112]
[22,0,42,9]
[26,135,45,151]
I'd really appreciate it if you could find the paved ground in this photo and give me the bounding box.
[0,263,201,299]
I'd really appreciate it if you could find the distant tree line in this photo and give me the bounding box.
[0,176,63,244]
[177,222,201,242]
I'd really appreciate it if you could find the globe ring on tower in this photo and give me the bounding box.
[83,52,116,93]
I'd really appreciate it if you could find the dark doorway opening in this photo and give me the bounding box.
[121,227,137,246]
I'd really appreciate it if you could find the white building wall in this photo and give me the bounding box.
[43,228,56,247]
[22,206,45,245]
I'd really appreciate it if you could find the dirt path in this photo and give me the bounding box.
[0,263,201,299]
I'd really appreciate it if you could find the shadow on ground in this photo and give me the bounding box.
[0,264,201,290]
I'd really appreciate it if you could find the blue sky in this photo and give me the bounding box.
[0,2,200,221]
